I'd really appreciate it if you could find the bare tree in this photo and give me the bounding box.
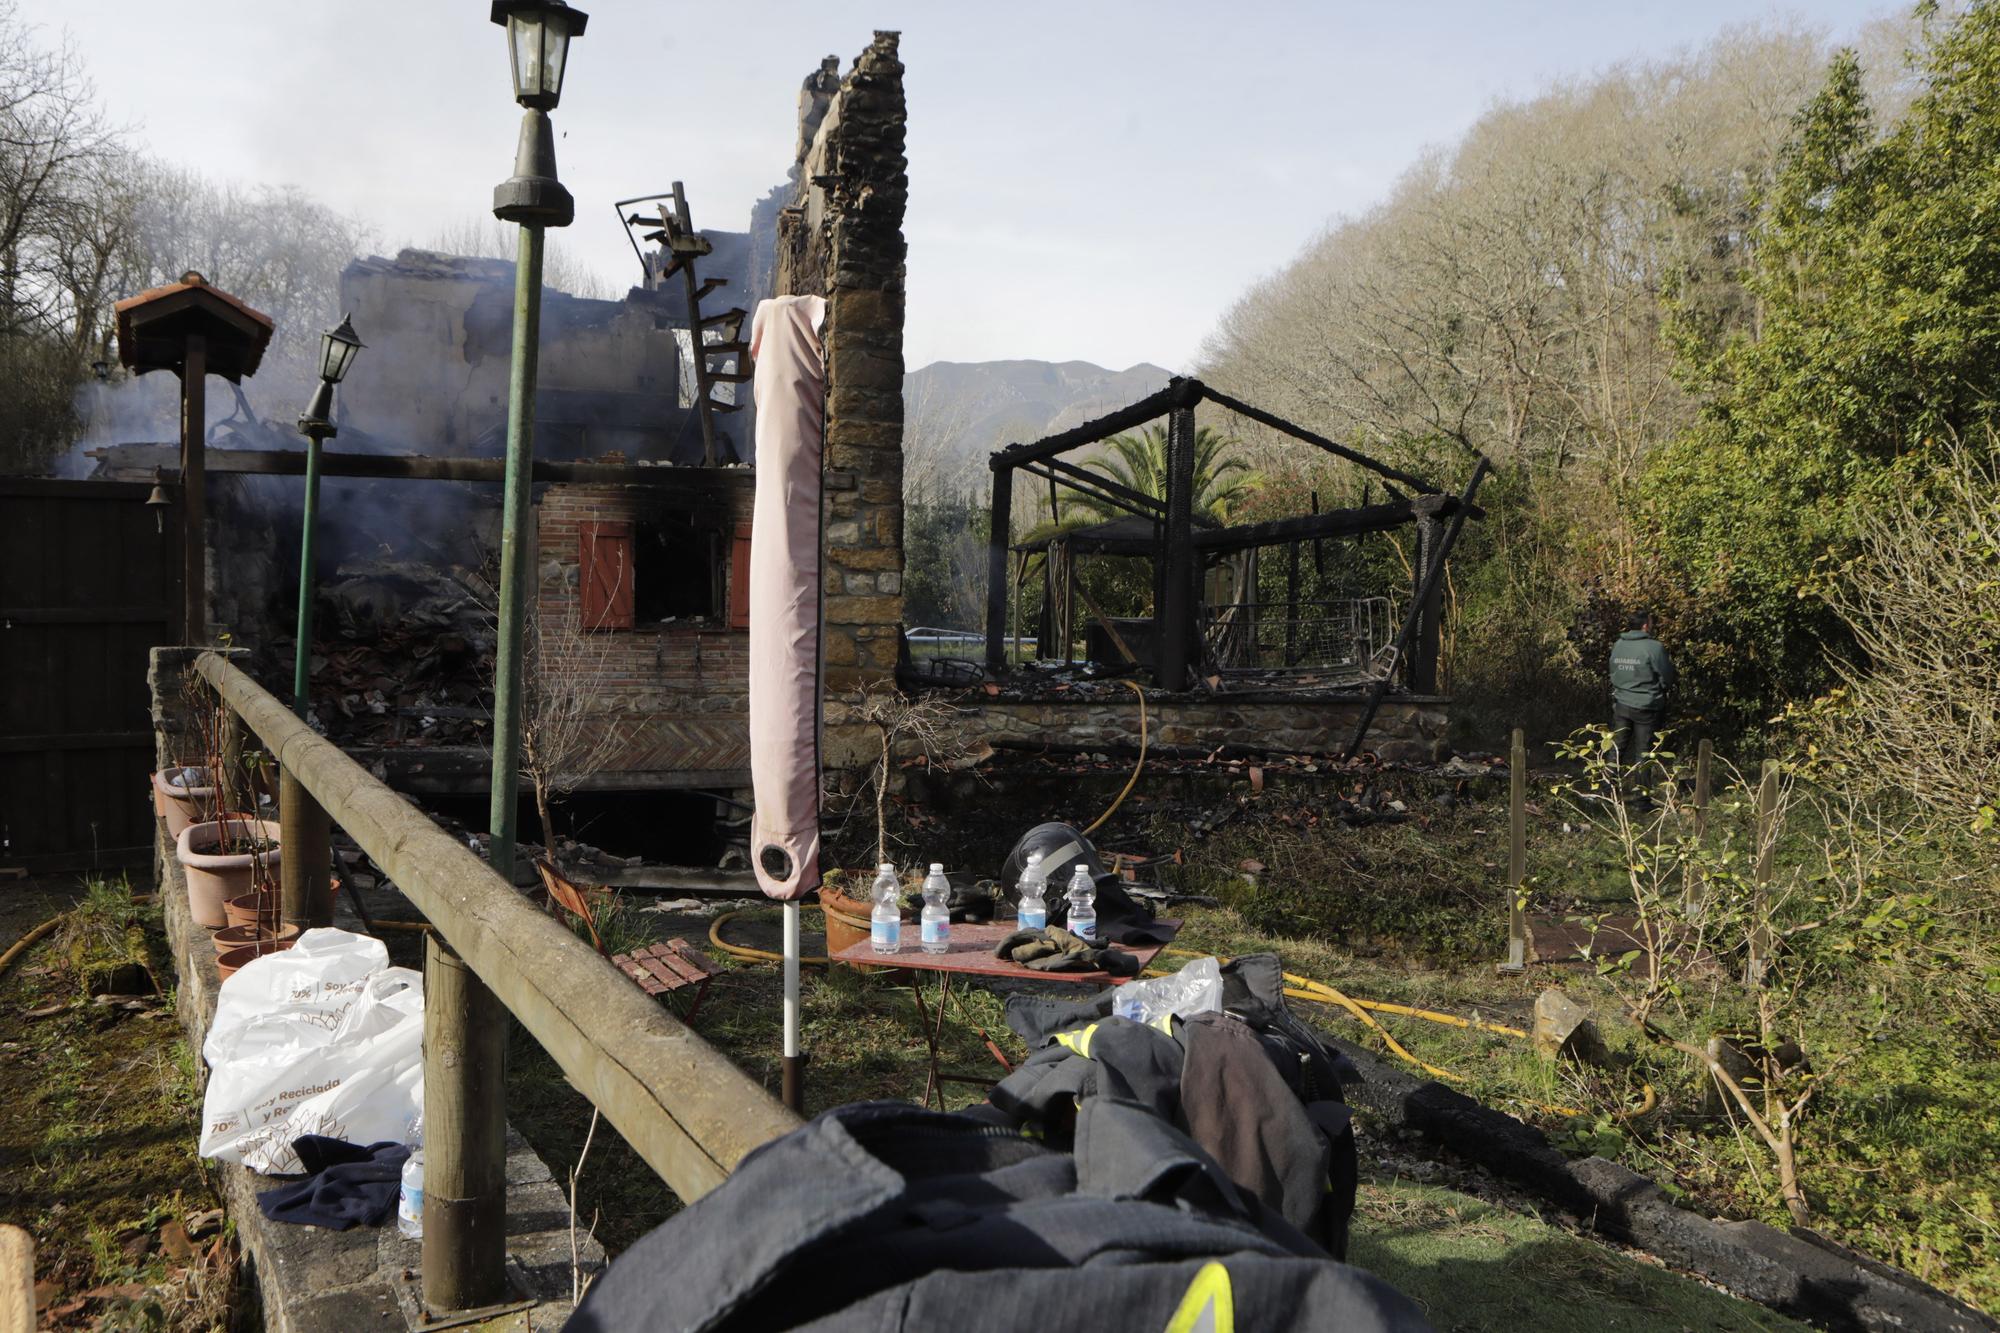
[0,1,117,469]
[1815,436,2000,829]
[846,685,963,867]
[519,566,629,867]
[422,216,618,302]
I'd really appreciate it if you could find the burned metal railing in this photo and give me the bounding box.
[187,650,800,1297]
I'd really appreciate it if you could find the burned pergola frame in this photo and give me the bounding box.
[982,376,1490,715]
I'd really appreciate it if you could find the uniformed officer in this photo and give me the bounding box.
[1609,609,1676,775]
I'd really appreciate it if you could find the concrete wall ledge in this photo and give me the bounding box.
[1328,1031,1996,1332]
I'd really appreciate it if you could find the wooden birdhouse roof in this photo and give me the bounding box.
[114,272,275,382]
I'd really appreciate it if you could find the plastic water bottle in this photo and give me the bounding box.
[869,862,902,954]
[1065,865,1097,943]
[398,1112,424,1239]
[920,863,951,954]
[1016,851,1048,931]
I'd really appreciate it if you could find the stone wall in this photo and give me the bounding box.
[535,481,755,782]
[766,33,909,769]
[955,693,1452,765]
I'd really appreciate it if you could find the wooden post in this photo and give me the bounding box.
[1747,759,1779,986]
[0,1224,32,1333]
[1693,738,1714,837]
[279,768,332,929]
[1158,393,1197,690]
[423,933,509,1311]
[984,466,1012,671]
[1284,540,1300,666]
[1062,542,1076,665]
[1501,727,1528,972]
[1241,548,1260,668]
[1408,496,1447,693]
[1010,550,1024,663]
[180,334,207,643]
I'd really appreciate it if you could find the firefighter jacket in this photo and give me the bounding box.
[565,1098,1430,1332]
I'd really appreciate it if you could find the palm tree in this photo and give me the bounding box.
[1070,426,1260,524]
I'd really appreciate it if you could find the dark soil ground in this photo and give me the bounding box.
[0,873,236,1331]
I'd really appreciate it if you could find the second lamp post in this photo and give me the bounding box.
[293,315,363,717]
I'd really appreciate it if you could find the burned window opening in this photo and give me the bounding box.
[634,513,722,626]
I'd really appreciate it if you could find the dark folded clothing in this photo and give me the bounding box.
[993,926,1139,977]
[257,1136,410,1231]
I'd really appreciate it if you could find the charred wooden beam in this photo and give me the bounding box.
[1037,455,1166,515]
[1158,395,1198,689]
[1193,501,1420,550]
[988,379,1198,471]
[1198,385,1443,497]
[984,465,1013,670]
[91,444,753,493]
[1018,462,1157,522]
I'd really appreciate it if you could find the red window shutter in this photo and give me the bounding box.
[579,520,634,630]
[728,522,753,629]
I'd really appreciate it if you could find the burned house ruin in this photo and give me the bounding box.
[81,34,909,862]
[47,26,1469,872]
[956,378,1484,765]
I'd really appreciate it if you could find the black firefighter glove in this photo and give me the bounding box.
[993,926,1139,978]
[901,880,997,924]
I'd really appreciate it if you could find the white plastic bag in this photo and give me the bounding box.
[199,927,424,1174]
[1111,954,1223,1026]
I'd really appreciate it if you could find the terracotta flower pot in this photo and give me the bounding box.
[176,819,282,929]
[212,922,301,956]
[821,883,905,976]
[217,936,295,982]
[153,766,215,840]
[221,873,341,931]
[224,891,282,931]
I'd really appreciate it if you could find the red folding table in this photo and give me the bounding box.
[829,920,1179,1108]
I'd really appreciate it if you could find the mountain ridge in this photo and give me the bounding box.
[904,357,1176,495]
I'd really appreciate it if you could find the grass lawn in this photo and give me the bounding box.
[503,898,1814,1331]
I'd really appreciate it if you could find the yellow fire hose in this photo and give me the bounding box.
[710,907,831,966]
[703,917,1653,1121]
[1081,679,1148,837]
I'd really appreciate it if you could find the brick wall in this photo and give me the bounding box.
[536,481,756,780]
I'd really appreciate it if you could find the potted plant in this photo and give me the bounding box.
[152,765,216,839]
[177,815,282,929]
[820,687,961,968]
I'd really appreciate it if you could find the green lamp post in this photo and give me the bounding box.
[293,314,363,718]
[422,1,587,1315]
[486,0,588,879]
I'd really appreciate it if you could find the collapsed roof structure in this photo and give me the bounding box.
[982,376,1489,757]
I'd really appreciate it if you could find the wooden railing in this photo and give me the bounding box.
[187,650,800,1303]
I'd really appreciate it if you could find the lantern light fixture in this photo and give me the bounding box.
[319,313,364,386]
[491,0,588,110]
[299,314,364,438]
[490,0,588,228]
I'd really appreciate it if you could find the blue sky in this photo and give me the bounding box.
[27,1,1894,370]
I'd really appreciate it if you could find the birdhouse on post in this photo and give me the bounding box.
[113,272,273,643]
